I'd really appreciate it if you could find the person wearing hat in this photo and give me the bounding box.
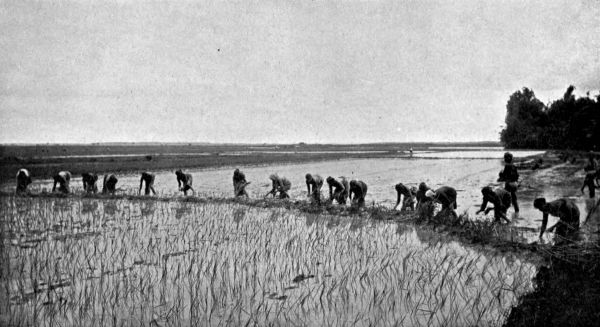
[52,171,72,194]
[425,186,457,212]
[16,168,32,194]
[82,172,99,193]
[102,174,119,195]
[498,152,520,212]
[476,186,511,223]
[534,197,580,240]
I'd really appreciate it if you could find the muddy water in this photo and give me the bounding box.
[7,150,594,236]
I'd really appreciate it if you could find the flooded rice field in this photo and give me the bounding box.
[1,196,537,326]
[9,149,590,233]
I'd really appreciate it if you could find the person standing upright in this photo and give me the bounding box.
[498,152,519,213]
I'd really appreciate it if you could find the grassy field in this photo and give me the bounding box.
[1,194,537,327]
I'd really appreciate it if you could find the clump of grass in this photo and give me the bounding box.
[504,242,600,327]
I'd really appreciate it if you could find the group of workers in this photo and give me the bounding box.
[13,152,599,242]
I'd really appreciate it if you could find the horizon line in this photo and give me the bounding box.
[0,141,502,146]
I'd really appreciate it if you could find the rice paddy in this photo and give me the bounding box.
[1,195,538,326]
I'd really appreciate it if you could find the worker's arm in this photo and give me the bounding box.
[395,192,405,211]
[539,212,549,239]
[476,197,488,214]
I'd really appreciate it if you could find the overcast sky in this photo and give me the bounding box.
[1,0,599,144]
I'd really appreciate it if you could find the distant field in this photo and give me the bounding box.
[0,142,501,182]
[0,142,502,157]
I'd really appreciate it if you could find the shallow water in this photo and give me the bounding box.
[413,150,545,159]
[5,150,591,235]
[2,196,537,326]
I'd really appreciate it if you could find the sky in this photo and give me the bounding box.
[1,0,599,144]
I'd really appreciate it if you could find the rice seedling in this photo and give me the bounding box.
[0,194,539,326]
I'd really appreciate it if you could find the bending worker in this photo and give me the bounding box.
[327,176,348,204]
[139,172,157,195]
[102,174,118,195]
[534,197,580,240]
[306,173,324,205]
[52,171,72,194]
[266,174,292,199]
[349,180,368,207]
[395,183,416,211]
[476,186,511,223]
[425,186,457,215]
[16,168,32,194]
[233,168,250,197]
[175,169,194,196]
[82,172,99,193]
[415,182,432,209]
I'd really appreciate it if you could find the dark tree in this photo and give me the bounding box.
[500,86,599,150]
[500,88,548,148]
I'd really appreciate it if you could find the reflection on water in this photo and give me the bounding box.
[413,150,545,159]
[428,146,505,150]
[140,201,156,216]
[52,199,72,213]
[233,208,245,223]
[174,203,192,219]
[103,201,118,216]
[81,200,99,214]
[5,150,593,240]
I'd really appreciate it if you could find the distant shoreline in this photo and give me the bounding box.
[0,142,542,185]
[0,141,502,146]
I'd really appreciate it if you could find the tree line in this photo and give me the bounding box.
[500,86,600,150]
